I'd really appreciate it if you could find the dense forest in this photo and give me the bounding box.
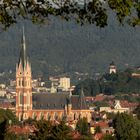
[0,14,139,79]
[74,69,140,96]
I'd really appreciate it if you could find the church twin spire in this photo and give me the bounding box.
[18,27,29,70]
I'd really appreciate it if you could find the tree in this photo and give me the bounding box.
[134,104,140,120]
[74,70,140,96]
[31,120,53,140]
[76,117,90,136]
[0,0,139,30]
[50,120,72,140]
[0,109,18,140]
[0,109,17,125]
[31,120,72,140]
[101,134,116,140]
[0,120,7,140]
[113,113,140,140]
[95,126,102,134]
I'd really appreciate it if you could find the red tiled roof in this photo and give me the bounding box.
[94,121,108,128]
[94,95,106,102]
[0,102,14,109]
[69,131,81,139]
[94,133,104,140]
[9,125,36,135]
[120,100,138,108]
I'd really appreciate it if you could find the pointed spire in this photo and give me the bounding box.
[78,88,87,109]
[18,27,28,69]
[67,92,72,104]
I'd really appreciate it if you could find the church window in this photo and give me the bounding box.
[48,113,51,120]
[32,112,36,119]
[20,93,23,104]
[74,113,76,120]
[27,94,30,105]
[79,114,81,119]
[54,112,58,120]
[40,112,44,120]
[22,80,24,86]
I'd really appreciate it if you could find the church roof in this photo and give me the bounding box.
[32,93,69,110]
[32,92,88,110]
[18,27,28,69]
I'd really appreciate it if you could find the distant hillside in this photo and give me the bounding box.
[0,15,139,79]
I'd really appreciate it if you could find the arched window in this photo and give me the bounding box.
[32,112,37,120]
[27,93,30,105]
[48,113,51,120]
[20,93,23,104]
[74,113,76,120]
[22,80,24,86]
[54,112,58,120]
[40,112,44,120]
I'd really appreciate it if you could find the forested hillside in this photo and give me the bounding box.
[0,15,139,78]
[74,69,140,96]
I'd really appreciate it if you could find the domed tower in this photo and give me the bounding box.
[16,28,32,121]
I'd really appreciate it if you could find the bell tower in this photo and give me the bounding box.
[16,28,32,121]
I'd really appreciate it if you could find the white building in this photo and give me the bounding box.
[109,61,117,74]
[59,77,70,91]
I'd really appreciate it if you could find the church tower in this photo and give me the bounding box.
[16,28,32,121]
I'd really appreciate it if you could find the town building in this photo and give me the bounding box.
[59,77,70,91]
[49,76,71,93]
[16,29,92,122]
[100,100,130,113]
[109,61,117,74]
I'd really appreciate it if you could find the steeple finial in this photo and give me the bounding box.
[18,27,28,69]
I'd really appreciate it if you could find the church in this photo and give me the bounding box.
[15,29,92,122]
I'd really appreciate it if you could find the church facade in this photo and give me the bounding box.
[16,29,92,122]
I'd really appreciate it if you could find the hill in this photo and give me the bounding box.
[0,16,139,79]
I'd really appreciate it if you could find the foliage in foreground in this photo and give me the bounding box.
[113,113,140,140]
[0,0,139,30]
[0,109,18,140]
[31,120,72,140]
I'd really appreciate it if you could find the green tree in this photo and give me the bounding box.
[101,134,116,140]
[95,126,102,134]
[31,120,72,140]
[134,104,140,120]
[31,120,53,140]
[0,109,18,140]
[0,0,139,30]
[50,120,72,140]
[0,109,17,124]
[113,113,140,140]
[76,117,90,136]
[0,120,7,140]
